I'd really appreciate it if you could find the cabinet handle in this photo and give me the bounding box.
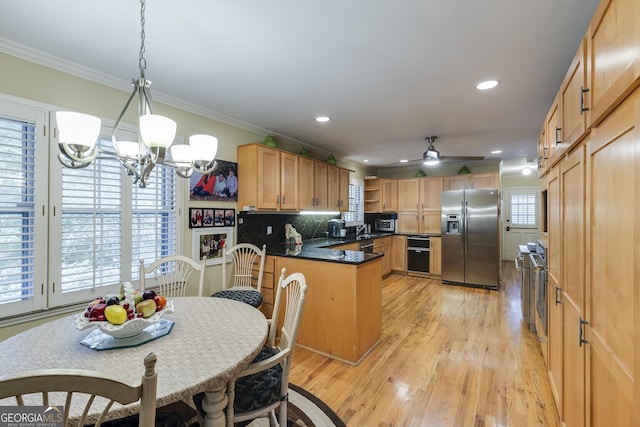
[579,317,589,347]
[543,147,548,160]
[282,195,286,205]
[580,86,590,114]
[555,127,562,146]
[276,194,280,204]
[555,286,561,305]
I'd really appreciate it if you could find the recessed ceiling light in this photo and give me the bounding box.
[315,116,330,122]
[476,80,499,90]
[363,159,369,163]
[400,159,408,163]
[522,167,532,176]
[491,150,502,154]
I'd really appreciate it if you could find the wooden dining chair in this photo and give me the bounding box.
[0,353,158,427]
[211,243,266,307]
[140,255,205,298]
[223,268,307,426]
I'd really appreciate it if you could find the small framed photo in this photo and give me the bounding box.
[224,209,236,227]
[202,209,214,227]
[214,209,225,226]
[188,208,203,228]
[192,227,234,266]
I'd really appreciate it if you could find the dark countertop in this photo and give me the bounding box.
[266,233,395,265]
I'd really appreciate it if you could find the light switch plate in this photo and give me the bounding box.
[266,226,272,235]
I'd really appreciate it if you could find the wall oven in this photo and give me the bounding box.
[407,235,430,273]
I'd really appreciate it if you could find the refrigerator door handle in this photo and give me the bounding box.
[463,200,469,254]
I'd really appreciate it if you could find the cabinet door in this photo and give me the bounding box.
[381,179,397,211]
[560,37,588,147]
[586,89,638,427]
[546,93,564,165]
[280,152,298,211]
[327,166,341,211]
[419,177,443,210]
[298,157,315,210]
[443,175,468,190]
[397,179,419,211]
[397,212,420,234]
[587,0,640,127]
[391,235,406,272]
[429,236,441,276]
[420,212,441,234]
[257,146,280,210]
[338,168,350,211]
[313,161,328,210]
[468,173,497,190]
[538,127,548,177]
[364,178,381,213]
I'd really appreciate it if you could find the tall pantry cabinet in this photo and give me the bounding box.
[538,0,640,425]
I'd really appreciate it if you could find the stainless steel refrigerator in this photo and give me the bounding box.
[441,189,499,289]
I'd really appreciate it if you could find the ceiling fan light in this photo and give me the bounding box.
[139,114,177,148]
[423,159,440,166]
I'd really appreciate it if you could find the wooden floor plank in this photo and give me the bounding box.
[289,261,560,426]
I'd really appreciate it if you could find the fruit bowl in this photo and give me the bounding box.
[75,300,174,339]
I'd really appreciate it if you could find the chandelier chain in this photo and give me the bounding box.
[139,0,146,78]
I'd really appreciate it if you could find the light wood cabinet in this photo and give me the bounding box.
[381,179,397,212]
[237,144,299,211]
[397,177,443,234]
[330,242,359,251]
[373,236,392,276]
[443,173,498,190]
[538,126,548,177]
[585,89,638,427]
[586,0,640,128]
[364,178,397,213]
[560,37,589,149]
[391,235,406,272]
[254,255,276,319]
[429,236,441,276]
[546,92,564,167]
[327,166,350,211]
[274,256,382,364]
[299,157,328,210]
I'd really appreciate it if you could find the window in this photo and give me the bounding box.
[343,178,364,226]
[510,192,537,227]
[0,96,181,320]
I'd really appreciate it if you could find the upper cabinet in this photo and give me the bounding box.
[443,173,498,191]
[237,144,299,211]
[397,177,443,234]
[237,144,349,212]
[587,0,640,128]
[560,37,589,149]
[328,166,350,211]
[364,178,397,213]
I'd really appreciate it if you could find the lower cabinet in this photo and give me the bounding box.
[391,235,406,272]
[373,236,392,276]
[429,236,441,276]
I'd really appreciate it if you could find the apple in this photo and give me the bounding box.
[136,299,157,318]
[142,289,156,300]
[88,303,107,319]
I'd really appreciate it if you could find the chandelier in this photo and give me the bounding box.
[55,0,218,188]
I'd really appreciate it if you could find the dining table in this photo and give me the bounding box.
[0,297,268,427]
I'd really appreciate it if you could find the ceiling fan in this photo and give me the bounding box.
[388,136,485,167]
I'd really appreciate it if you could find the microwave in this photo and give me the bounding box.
[375,219,396,232]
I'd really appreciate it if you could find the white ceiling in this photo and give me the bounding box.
[0,0,599,174]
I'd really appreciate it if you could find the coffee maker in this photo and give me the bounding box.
[327,219,346,238]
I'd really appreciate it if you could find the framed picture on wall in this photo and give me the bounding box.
[214,209,225,226]
[188,208,203,228]
[192,227,234,266]
[189,159,238,202]
[224,209,235,226]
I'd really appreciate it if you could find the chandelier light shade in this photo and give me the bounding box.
[54,0,218,188]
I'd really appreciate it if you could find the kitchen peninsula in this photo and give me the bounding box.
[267,238,383,365]
[240,228,384,365]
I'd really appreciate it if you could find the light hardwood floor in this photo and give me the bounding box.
[288,262,560,426]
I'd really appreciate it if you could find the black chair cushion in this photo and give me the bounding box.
[211,289,262,308]
[193,346,283,418]
[233,345,283,413]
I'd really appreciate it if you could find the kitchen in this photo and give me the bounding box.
[1,0,638,425]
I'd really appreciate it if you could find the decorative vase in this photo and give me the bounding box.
[415,169,426,177]
[263,135,278,148]
[326,154,337,165]
[299,147,311,157]
[458,165,471,174]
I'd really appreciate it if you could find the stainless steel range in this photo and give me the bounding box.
[530,240,547,336]
[516,244,536,331]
